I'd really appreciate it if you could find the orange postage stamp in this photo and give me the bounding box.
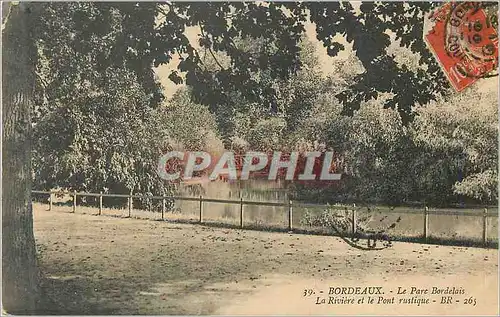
[424,2,498,91]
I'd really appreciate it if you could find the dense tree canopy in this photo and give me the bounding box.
[35,2,490,122]
[30,1,498,206]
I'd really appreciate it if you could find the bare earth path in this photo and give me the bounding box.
[33,206,499,315]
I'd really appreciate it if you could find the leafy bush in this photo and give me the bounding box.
[411,86,498,205]
[32,67,174,210]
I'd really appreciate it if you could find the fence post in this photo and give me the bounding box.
[73,190,77,213]
[424,206,429,240]
[162,198,166,220]
[288,200,293,231]
[482,208,488,245]
[240,197,244,228]
[128,193,132,218]
[199,195,203,223]
[351,203,357,235]
[49,191,53,211]
[99,191,103,215]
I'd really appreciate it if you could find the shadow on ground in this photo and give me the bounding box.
[161,217,499,249]
[36,252,254,315]
[33,206,498,315]
[39,275,123,315]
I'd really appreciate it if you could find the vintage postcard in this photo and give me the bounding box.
[2,1,498,315]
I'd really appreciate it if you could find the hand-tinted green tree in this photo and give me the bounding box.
[318,95,414,205]
[292,85,498,206]
[32,67,173,209]
[162,87,223,154]
[32,2,175,210]
[411,86,498,205]
[3,1,497,313]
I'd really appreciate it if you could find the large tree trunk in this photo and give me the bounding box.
[2,3,41,314]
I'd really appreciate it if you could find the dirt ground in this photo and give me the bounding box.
[33,205,499,315]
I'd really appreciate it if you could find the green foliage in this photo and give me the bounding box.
[411,87,498,204]
[32,1,497,129]
[34,2,163,117]
[308,2,449,122]
[300,209,351,234]
[152,2,464,122]
[199,37,328,147]
[323,97,414,204]
[32,66,173,208]
[30,1,497,208]
[454,170,497,202]
[291,81,498,206]
[299,207,376,234]
[162,88,223,153]
[32,2,170,209]
[245,117,287,152]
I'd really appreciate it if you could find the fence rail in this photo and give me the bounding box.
[32,190,498,245]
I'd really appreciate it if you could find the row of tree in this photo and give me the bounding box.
[32,30,497,206]
[157,40,498,206]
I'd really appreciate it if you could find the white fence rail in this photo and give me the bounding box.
[32,190,498,245]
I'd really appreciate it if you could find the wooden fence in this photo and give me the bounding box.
[32,190,498,245]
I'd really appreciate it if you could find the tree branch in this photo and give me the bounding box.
[199,24,225,71]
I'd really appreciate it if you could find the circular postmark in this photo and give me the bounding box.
[444,2,498,79]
